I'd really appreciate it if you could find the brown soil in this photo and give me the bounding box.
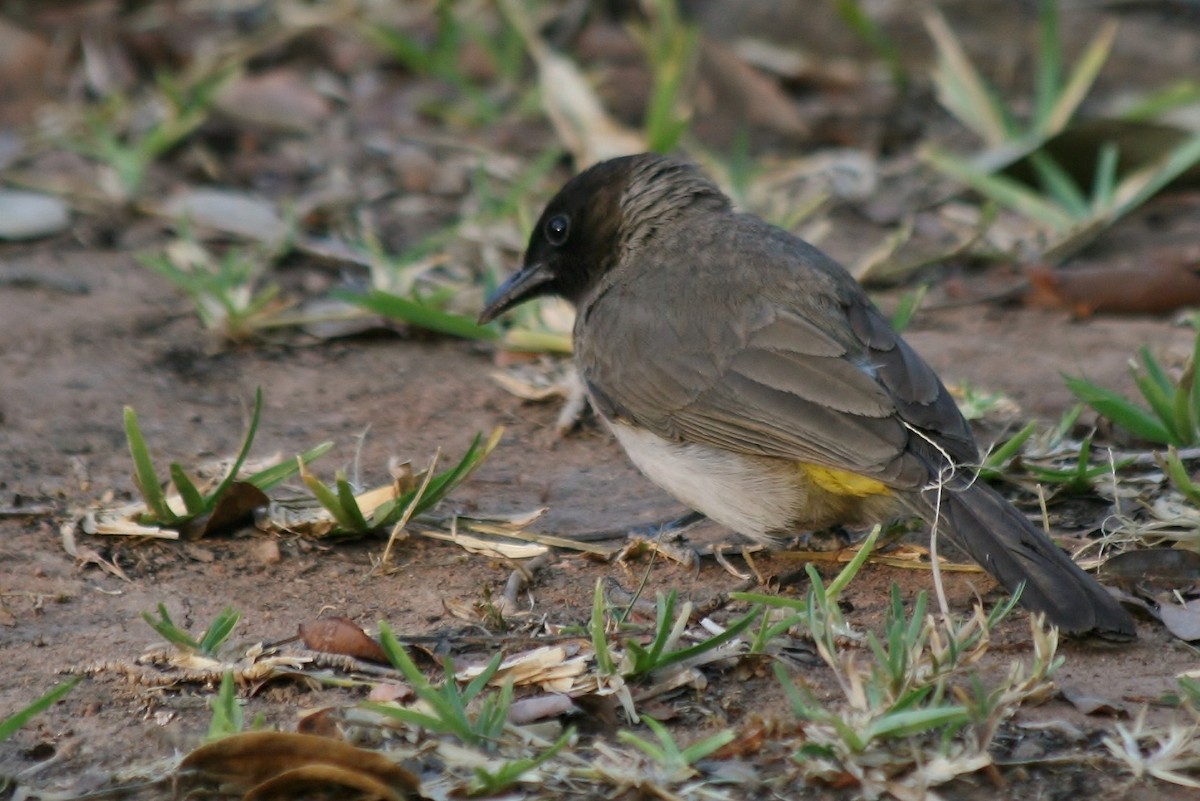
[3,240,1199,800]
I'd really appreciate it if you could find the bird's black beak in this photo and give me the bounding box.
[478,261,555,324]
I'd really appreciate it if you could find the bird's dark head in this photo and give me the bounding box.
[478,153,730,323]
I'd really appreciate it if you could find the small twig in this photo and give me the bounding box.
[501,550,557,610]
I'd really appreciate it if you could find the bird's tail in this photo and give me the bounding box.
[909,478,1135,639]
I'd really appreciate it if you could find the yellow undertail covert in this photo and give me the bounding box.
[800,463,892,498]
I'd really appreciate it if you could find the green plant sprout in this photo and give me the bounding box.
[207,672,243,740]
[834,0,907,91]
[68,69,230,201]
[1067,315,1200,446]
[362,1,526,126]
[1158,448,1200,507]
[924,0,1200,259]
[587,578,761,680]
[143,604,241,657]
[467,728,573,796]
[617,716,735,779]
[139,243,287,344]
[776,579,1056,790]
[630,0,700,153]
[981,418,1132,494]
[339,153,565,348]
[124,387,332,528]
[301,429,501,535]
[368,621,509,748]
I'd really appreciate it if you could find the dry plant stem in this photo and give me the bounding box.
[928,478,951,621]
[502,551,557,609]
[379,450,440,569]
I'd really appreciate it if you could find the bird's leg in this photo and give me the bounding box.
[615,511,709,569]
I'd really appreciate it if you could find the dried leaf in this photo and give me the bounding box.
[1098,548,1200,588]
[179,482,269,540]
[298,617,389,664]
[1025,251,1200,317]
[180,731,420,798]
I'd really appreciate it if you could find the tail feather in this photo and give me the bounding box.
[914,480,1135,639]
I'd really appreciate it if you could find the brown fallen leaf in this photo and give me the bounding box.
[298,617,389,664]
[245,764,403,801]
[179,730,420,799]
[1098,548,1200,590]
[1025,247,1200,317]
[179,482,269,540]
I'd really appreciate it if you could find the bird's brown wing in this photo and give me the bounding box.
[575,217,977,490]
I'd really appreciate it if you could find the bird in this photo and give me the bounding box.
[479,153,1135,639]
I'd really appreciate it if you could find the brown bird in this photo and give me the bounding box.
[479,153,1135,639]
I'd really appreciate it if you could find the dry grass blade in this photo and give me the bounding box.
[925,9,1011,147]
[379,448,439,568]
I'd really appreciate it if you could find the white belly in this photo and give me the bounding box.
[608,422,804,542]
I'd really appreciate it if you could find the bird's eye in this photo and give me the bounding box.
[544,214,570,246]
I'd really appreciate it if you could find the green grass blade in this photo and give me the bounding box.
[835,0,907,89]
[206,387,263,514]
[642,591,678,667]
[1090,141,1119,209]
[865,705,970,743]
[169,463,206,516]
[0,678,80,742]
[397,429,502,519]
[825,524,882,600]
[1043,18,1117,136]
[1139,346,1174,394]
[640,604,761,673]
[1161,448,1200,506]
[1064,375,1173,443]
[244,442,334,491]
[206,672,243,739]
[199,606,242,656]
[1032,0,1061,135]
[1119,80,1200,122]
[335,473,371,531]
[463,653,505,701]
[1130,370,1180,442]
[1173,381,1196,447]
[1029,150,1089,218]
[301,467,371,533]
[124,406,174,522]
[980,421,1037,479]
[924,10,1013,145]
[1110,134,1200,220]
[143,603,201,651]
[1189,316,1200,432]
[922,148,1077,230]
[340,288,499,341]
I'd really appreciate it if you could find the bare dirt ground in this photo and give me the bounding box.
[2,2,1200,800]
